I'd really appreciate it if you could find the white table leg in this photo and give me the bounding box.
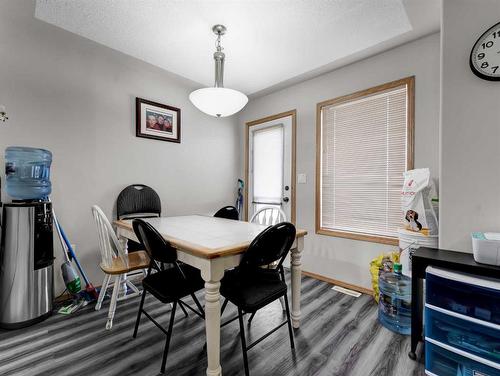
[290,236,304,328]
[201,260,225,376]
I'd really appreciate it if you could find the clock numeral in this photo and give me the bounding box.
[493,30,500,38]
[482,41,494,49]
[477,52,485,60]
[492,66,499,74]
[481,61,489,69]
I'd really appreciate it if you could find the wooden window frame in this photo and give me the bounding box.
[315,76,415,245]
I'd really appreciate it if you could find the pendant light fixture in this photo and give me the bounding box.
[189,25,248,118]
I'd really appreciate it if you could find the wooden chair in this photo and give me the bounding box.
[91,205,150,330]
[250,206,286,226]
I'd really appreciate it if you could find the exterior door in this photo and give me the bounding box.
[246,111,296,223]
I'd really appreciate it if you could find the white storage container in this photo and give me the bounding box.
[472,232,500,266]
[398,228,438,277]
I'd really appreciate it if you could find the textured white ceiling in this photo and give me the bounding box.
[35,0,440,96]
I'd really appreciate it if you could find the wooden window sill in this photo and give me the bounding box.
[316,228,399,246]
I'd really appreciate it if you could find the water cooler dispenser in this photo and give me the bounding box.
[0,201,54,328]
[0,146,54,329]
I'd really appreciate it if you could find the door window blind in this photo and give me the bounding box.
[252,125,284,205]
[319,82,412,241]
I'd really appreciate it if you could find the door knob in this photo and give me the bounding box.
[283,197,290,203]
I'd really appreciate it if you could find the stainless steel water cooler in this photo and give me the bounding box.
[0,201,54,329]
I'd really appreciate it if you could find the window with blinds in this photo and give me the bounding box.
[316,77,414,244]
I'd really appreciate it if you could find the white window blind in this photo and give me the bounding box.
[252,125,284,204]
[319,84,409,239]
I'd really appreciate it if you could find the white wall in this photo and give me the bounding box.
[0,0,240,293]
[439,0,500,252]
[240,33,441,290]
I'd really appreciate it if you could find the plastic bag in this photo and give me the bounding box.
[370,251,400,302]
[401,168,438,236]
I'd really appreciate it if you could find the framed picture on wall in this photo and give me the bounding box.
[136,97,181,143]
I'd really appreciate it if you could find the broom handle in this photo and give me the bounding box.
[52,210,70,263]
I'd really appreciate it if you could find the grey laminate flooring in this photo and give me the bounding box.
[0,273,424,376]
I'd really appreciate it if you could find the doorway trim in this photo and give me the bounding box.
[244,109,297,223]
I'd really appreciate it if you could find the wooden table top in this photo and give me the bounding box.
[114,215,307,259]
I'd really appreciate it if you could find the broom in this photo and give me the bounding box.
[58,222,99,300]
[53,211,81,295]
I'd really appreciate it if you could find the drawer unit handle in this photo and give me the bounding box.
[426,337,500,370]
[424,371,440,376]
[427,267,500,291]
[426,303,500,330]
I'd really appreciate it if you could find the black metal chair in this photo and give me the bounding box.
[214,205,239,220]
[132,219,205,374]
[117,184,161,252]
[117,184,161,219]
[220,222,296,376]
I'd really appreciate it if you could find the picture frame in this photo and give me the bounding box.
[136,97,181,143]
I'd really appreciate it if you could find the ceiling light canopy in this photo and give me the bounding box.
[189,25,248,118]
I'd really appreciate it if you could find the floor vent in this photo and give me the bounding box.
[332,285,361,297]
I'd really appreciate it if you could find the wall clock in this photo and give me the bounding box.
[470,21,500,81]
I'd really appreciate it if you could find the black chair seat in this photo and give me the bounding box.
[221,268,287,313]
[143,264,204,303]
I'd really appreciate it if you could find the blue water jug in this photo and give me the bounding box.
[378,263,411,335]
[5,146,52,200]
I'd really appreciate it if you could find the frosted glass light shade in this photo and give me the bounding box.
[189,87,248,117]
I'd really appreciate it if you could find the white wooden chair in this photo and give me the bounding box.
[249,206,287,321]
[250,206,287,226]
[91,205,150,330]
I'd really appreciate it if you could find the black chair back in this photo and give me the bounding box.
[117,184,161,220]
[214,206,239,220]
[132,219,177,265]
[240,222,296,270]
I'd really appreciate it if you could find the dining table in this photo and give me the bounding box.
[114,214,307,376]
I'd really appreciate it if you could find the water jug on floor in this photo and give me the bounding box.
[378,262,411,335]
[5,146,52,200]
